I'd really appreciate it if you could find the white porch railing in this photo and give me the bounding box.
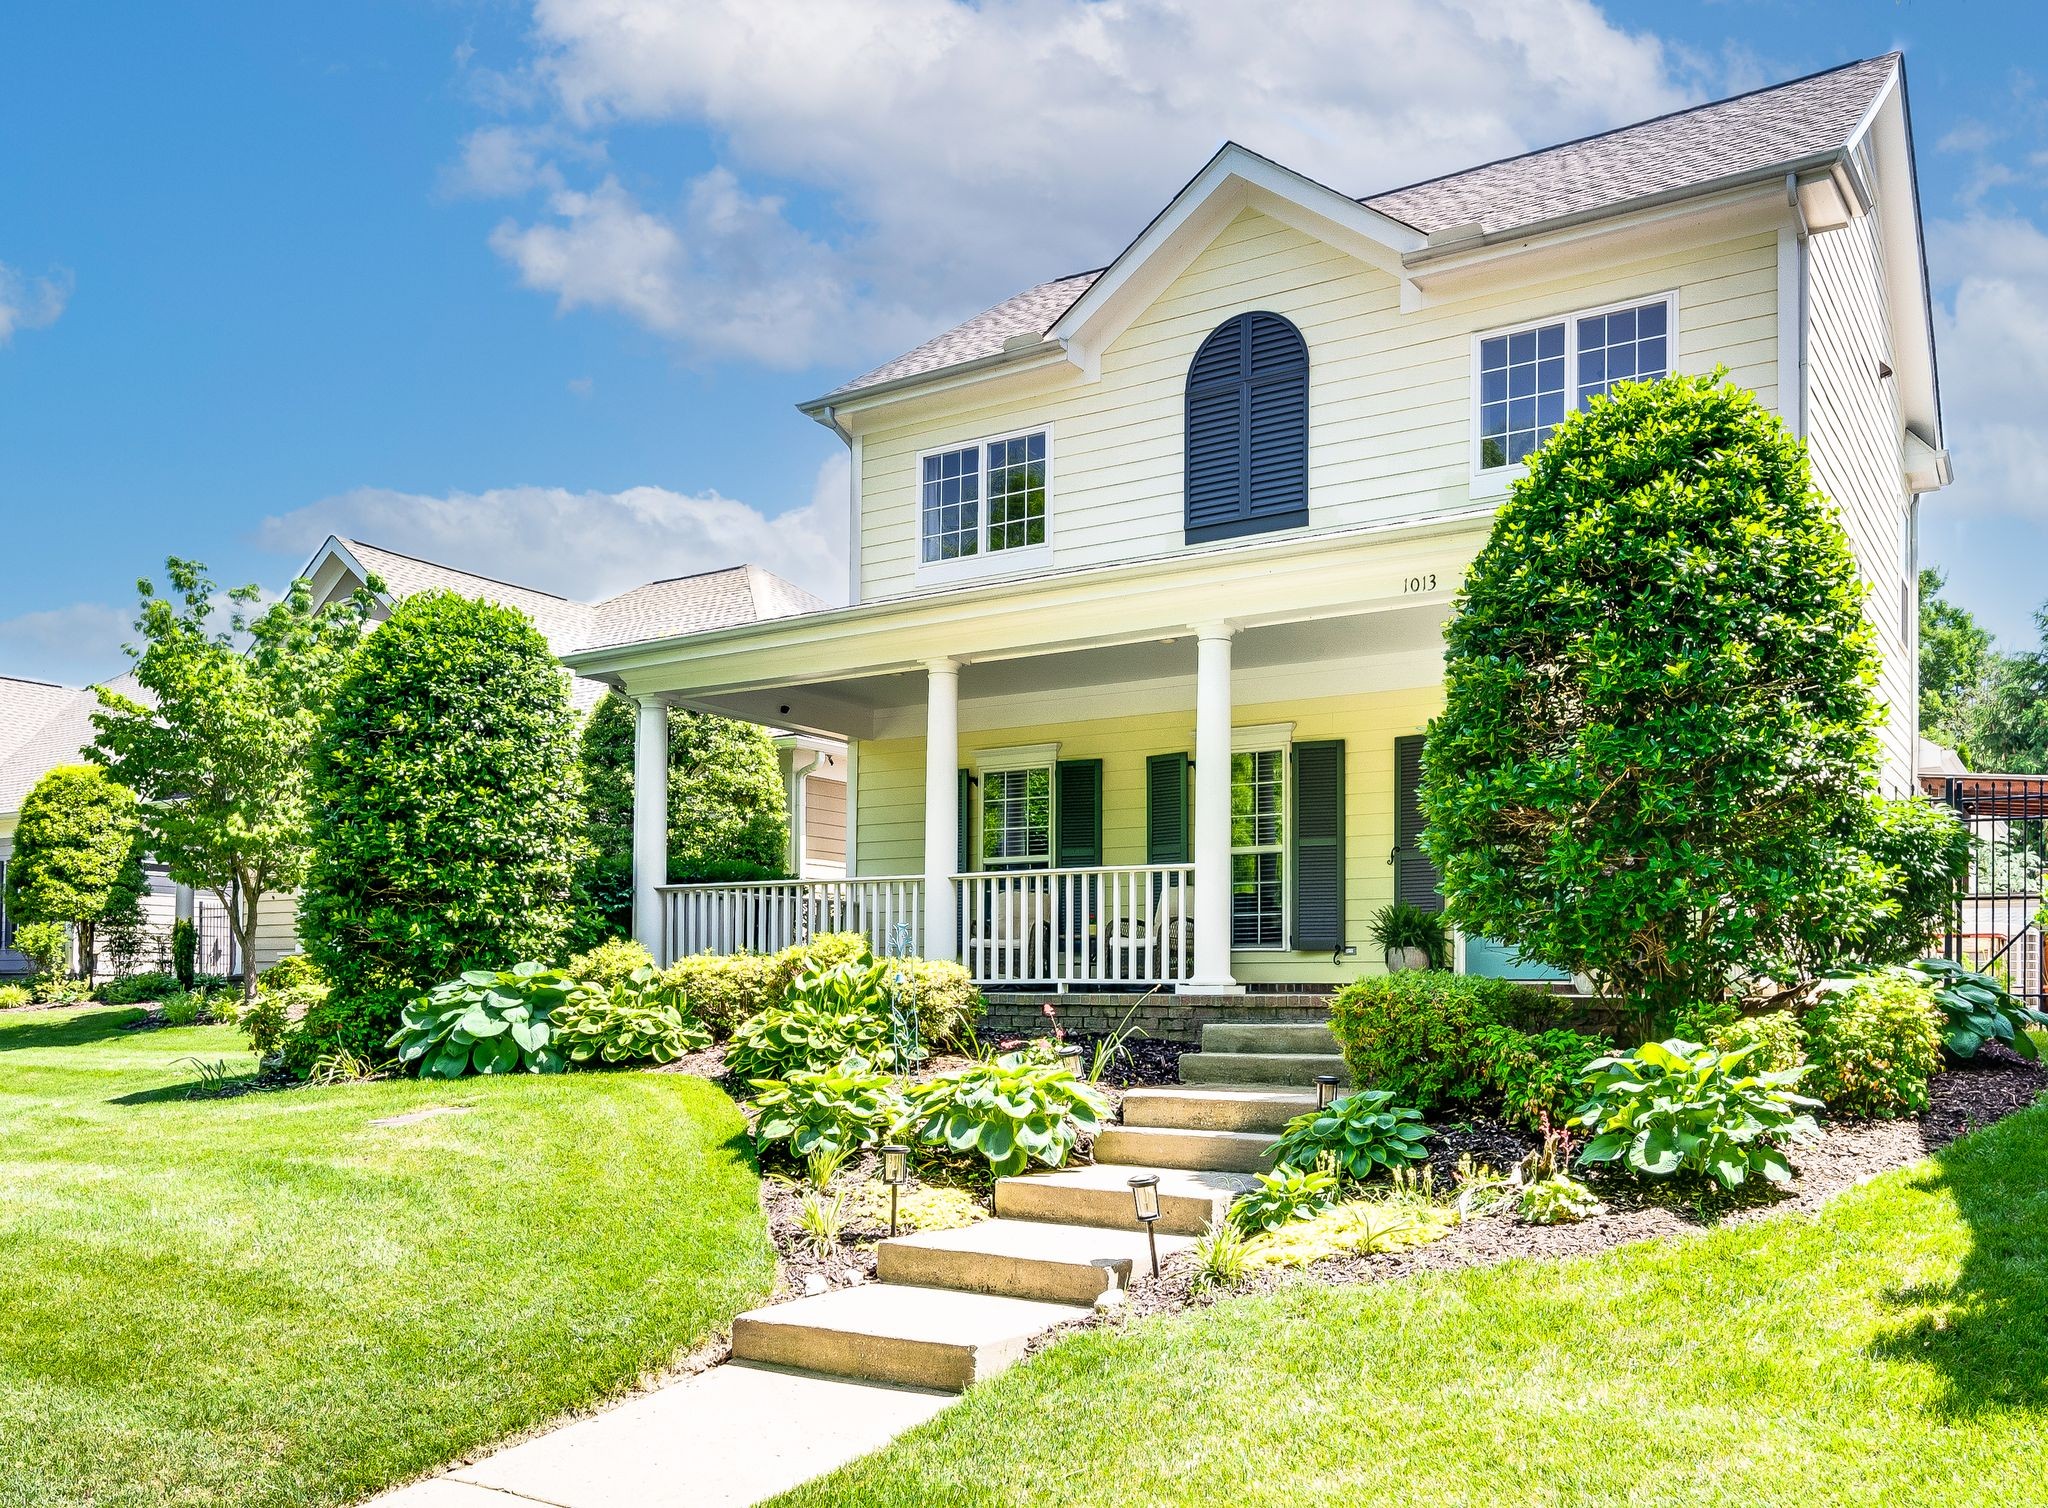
[660,877,924,961]
[955,864,1195,987]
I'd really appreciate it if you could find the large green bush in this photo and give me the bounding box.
[658,934,977,1046]
[4,764,146,976]
[575,692,790,942]
[299,592,584,1060]
[1802,973,1944,1118]
[1327,971,1600,1127]
[1420,372,1882,1024]
[12,921,71,984]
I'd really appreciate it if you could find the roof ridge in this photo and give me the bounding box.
[1359,51,1898,209]
[341,536,581,604]
[0,674,73,690]
[596,564,750,603]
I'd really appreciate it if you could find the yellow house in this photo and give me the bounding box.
[564,54,1949,1000]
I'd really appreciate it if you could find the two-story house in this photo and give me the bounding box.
[565,54,1948,999]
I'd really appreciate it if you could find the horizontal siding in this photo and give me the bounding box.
[1806,214,1915,793]
[860,209,1780,597]
[854,682,1444,985]
[251,890,301,973]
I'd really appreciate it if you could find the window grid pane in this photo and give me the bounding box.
[981,767,1051,867]
[920,445,981,563]
[1576,300,1668,408]
[986,432,1047,552]
[1478,322,1566,468]
[1229,749,1285,947]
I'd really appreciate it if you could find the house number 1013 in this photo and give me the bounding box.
[1402,572,1438,594]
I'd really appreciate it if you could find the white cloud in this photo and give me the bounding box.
[257,453,851,608]
[0,262,72,344]
[475,0,1703,364]
[0,601,131,686]
[1927,214,2048,524]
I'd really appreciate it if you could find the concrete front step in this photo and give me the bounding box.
[730,1283,1087,1392]
[1121,1084,1318,1134]
[877,1218,1197,1305]
[1093,1123,1278,1173]
[1179,1051,1350,1087]
[1199,1020,1340,1055]
[994,1162,1260,1235]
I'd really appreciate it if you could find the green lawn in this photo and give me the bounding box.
[783,1102,2048,1508]
[0,1006,775,1508]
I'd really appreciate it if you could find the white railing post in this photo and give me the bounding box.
[1189,625,1240,993]
[631,695,671,965]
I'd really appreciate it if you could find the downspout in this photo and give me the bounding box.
[822,403,860,608]
[788,751,822,878]
[1787,172,1812,438]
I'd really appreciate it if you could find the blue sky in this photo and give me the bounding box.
[3,1,2045,686]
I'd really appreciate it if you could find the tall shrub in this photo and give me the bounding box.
[4,764,144,976]
[299,591,584,1058]
[576,692,788,942]
[1420,372,1882,1025]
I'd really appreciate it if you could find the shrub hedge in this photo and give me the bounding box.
[1802,973,1944,1118]
[660,933,978,1049]
[1329,971,1607,1128]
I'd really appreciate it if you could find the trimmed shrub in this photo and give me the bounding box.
[13,922,70,984]
[257,954,324,995]
[1707,1010,1807,1075]
[94,971,181,1006]
[4,764,145,976]
[1328,971,1597,1127]
[1803,974,1944,1118]
[565,937,656,992]
[171,917,197,989]
[1420,372,1883,1024]
[892,957,980,1052]
[300,592,585,1061]
[661,952,779,1038]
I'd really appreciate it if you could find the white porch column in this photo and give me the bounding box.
[1188,624,1241,993]
[922,659,960,962]
[631,694,670,964]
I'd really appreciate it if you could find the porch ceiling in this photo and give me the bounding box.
[678,599,1449,740]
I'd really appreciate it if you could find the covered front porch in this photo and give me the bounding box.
[563,516,1488,993]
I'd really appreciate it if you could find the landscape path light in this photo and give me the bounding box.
[1128,1174,1162,1279]
[880,1144,911,1237]
[1316,1073,1341,1109]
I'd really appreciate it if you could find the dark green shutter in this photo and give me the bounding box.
[957,768,972,874]
[1055,760,1104,868]
[1392,735,1443,912]
[1292,739,1345,950]
[1145,753,1191,863]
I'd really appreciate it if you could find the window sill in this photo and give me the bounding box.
[914,544,1054,588]
[1184,508,1307,547]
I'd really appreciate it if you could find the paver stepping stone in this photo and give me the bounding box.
[1120,1083,1317,1133]
[730,1282,1088,1390]
[1092,1122,1279,1172]
[1178,1049,1349,1086]
[993,1161,1260,1235]
[877,1217,1197,1304]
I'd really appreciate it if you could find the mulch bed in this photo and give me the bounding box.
[718,1042,2047,1344]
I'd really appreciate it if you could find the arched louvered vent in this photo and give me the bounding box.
[1184,311,1308,544]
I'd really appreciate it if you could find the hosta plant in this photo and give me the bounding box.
[1570,1038,1820,1189]
[551,967,711,1065]
[1267,1089,1431,1182]
[786,953,895,1016]
[1228,1165,1339,1235]
[387,963,573,1077]
[1518,1174,1605,1225]
[725,1001,895,1080]
[905,1045,1108,1178]
[750,1061,906,1164]
[1909,956,2047,1061]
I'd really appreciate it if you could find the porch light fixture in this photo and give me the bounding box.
[1316,1074,1341,1109]
[1128,1174,1162,1279]
[881,1144,911,1236]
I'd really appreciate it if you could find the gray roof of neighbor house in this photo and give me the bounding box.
[319,539,829,709]
[0,672,145,816]
[815,54,1900,403]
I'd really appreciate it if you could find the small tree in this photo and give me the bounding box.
[93,560,377,1002]
[299,591,584,1058]
[3,764,143,976]
[1420,372,1882,1026]
[576,692,789,942]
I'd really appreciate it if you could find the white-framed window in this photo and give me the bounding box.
[1230,745,1287,949]
[916,427,1052,581]
[973,744,1058,870]
[1473,292,1676,477]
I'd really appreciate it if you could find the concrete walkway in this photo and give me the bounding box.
[368,1363,954,1508]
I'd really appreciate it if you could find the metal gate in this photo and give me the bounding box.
[1940,775,2048,1014]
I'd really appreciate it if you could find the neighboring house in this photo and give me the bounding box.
[563,54,1948,998]
[1,673,221,978]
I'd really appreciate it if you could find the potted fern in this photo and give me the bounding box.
[1368,903,1448,973]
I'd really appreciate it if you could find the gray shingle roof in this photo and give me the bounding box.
[325,541,827,701]
[0,673,144,816]
[816,55,1898,402]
